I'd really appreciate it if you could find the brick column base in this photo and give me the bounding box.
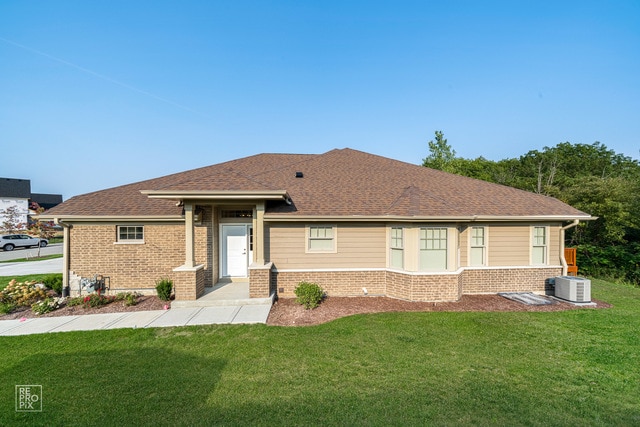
[249,262,273,298]
[172,264,205,300]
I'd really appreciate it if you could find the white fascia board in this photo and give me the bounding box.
[141,190,289,200]
[38,215,184,222]
[264,214,594,222]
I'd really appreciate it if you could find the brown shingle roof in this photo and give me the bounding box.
[44,148,589,219]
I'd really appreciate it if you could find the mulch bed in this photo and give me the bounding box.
[266,295,611,326]
[1,293,611,326]
[0,295,169,320]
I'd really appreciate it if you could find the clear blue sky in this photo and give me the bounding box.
[2,1,639,200]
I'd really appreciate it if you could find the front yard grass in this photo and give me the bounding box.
[1,278,639,426]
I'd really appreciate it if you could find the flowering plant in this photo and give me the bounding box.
[31,297,66,315]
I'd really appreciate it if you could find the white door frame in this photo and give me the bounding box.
[220,224,252,278]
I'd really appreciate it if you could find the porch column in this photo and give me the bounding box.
[254,202,265,265]
[184,202,195,268]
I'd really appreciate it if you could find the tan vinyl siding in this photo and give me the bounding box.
[266,223,386,269]
[487,225,531,266]
[460,227,469,266]
[549,223,561,265]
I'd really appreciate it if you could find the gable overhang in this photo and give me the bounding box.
[264,214,595,222]
[141,190,290,202]
[38,215,184,223]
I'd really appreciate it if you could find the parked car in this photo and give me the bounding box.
[0,234,49,251]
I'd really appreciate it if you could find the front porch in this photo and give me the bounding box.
[172,279,275,308]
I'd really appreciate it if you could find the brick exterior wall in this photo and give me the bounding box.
[272,267,558,302]
[249,263,273,298]
[386,271,461,302]
[69,224,185,293]
[173,266,205,300]
[194,206,215,286]
[271,270,387,298]
[67,221,561,302]
[461,267,562,294]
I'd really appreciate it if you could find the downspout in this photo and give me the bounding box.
[55,219,72,297]
[560,220,580,276]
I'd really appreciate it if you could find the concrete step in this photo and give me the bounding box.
[171,292,275,308]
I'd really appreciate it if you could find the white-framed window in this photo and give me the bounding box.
[532,226,547,265]
[390,227,404,269]
[117,225,144,243]
[420,227,448,271]
[307,225,336,252]
[470,226,486,266]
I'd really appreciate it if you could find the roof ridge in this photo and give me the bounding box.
[248,153,320,179]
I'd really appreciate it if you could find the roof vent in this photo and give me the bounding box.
[295,172,303,178]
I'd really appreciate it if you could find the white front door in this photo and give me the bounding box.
[221,225,249,277]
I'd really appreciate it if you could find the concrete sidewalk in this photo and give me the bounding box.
[0,304,272,336]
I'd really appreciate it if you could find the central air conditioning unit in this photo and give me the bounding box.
[554,276,591,303]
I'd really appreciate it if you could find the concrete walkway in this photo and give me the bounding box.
[0,304,272,336]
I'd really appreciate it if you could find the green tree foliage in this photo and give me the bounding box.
[423,135,640,284]
[1,205,26,233]
[422,131,457,173]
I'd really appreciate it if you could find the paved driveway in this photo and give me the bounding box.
[0,243,63,262]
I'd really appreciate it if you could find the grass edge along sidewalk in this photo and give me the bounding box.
[1,278,639,425]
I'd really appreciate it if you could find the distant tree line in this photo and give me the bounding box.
[423,131,640,285]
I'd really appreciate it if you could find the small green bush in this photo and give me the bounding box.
[31,297,64,315]
[82,293,115,308]
[116,292,139,307]
[0,280,47,306]
[0,302,17,314]
[155,278,173,301]
[294,282,325,309]
[67,296,84,307]
[42,274,63,295]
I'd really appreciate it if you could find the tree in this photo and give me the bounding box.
[28,206,58,258]
[1,205,26,233]
[422,131,457,173]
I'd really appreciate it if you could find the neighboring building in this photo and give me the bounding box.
[0,178,63,229]
[0,178,31,228]
[41,148,591,302]
[31,193,64,210]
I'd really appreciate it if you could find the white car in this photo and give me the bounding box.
[0,234,49,251]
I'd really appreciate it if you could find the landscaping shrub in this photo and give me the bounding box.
[67,297,84,307]
[294,282,325,309]
[31,297,65,315]
[82,293,115,308]
[42,274,64,295]
[156,278,173,301]
[116,292,139,307]
[0,302,17,314]
[0,280,48,306]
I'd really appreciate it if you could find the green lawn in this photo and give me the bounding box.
[1,279,639,426]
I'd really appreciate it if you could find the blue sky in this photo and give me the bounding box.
[2,1,639,200]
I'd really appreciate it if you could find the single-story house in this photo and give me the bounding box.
[41,148,592,302]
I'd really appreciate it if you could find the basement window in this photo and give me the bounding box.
[117,225,144,243]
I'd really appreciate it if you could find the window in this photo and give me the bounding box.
[420,228,448,271]
[390,227,404,269]
[532,226,547,264]
[117,226,144,242]
[470,226,486,266]
[308,225,335,252]
[221,210,253,218]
